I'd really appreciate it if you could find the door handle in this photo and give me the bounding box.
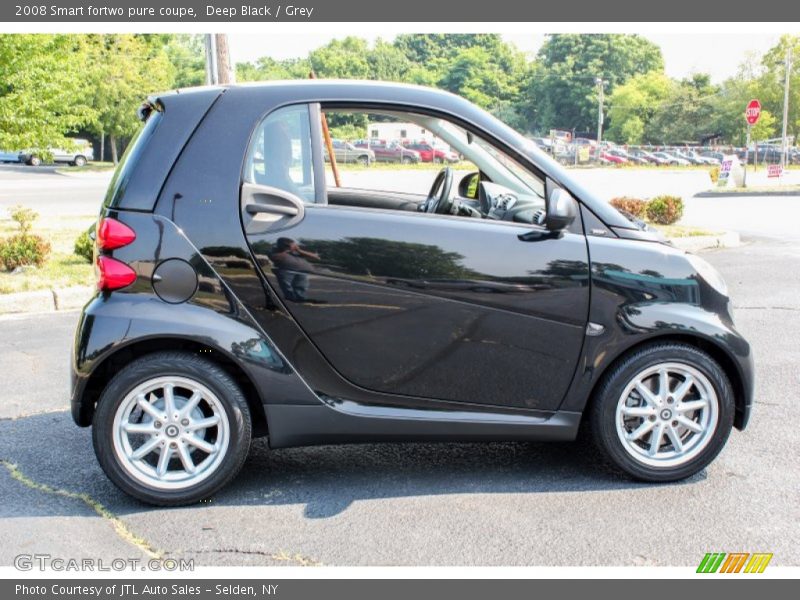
[240,182,306,234]
[245,203,299,217]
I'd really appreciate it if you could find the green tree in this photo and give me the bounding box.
[0,35,94,152]
[308,37,371,79]
[750,109,778,142]
[758,35,800,142]
[236,56,310,82]
[367,39,412,82]
[527,34,664,133]
[606,71,672,143]
[84,34,172,163]
[165,34,206,88]
[646,74,720,144]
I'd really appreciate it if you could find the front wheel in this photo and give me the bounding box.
[27,156,41,167]
[357,155,370,167]
[589,343,734,482]
[92,352,252,506]
[72,155,87,167]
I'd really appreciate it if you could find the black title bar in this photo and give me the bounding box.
[3,0,800,22]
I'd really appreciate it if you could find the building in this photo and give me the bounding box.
[367,122,431,144]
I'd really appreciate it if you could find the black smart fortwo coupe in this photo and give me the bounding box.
[71,81,754,505]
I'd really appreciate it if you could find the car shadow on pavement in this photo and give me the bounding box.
[0,411,704,520]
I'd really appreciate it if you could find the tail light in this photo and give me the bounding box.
[96,256,137,291]
[96,218,136,250]
[95,217,137,291]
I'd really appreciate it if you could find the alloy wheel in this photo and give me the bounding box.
[111,376,230,490]
[615,362,719,468]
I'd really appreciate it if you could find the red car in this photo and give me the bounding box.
[403,142,459,163]
[355,141,421,164]
[600,151,628,164]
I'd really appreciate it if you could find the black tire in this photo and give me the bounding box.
[28,156,41,167]
[92,351,252,506]
[588,343,734,482]
[357,155,370,166]
[402,156,413,164]
[72,155,87,167]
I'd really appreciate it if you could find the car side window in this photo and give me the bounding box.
[244,105,316,204]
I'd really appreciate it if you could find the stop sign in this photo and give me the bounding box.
[745,99,761,125]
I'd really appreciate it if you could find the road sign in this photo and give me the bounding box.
[718,159,733,187]
[768,164,783,178]
[745,99,762,125]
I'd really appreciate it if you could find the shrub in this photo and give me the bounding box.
[646,195,684,225]
[610,197,647,219]
[9,205,38,235]
[0,234,51,270]
[74,226,95,263]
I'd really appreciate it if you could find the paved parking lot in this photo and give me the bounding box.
[0,165,798,566]
[1,234,798,566]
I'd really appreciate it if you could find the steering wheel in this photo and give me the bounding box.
[424,167,455,214]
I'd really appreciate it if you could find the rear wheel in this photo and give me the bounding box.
[402,156,413,164]
[28,156,41,167]
[589,343,734,482]
[92,352,252,506]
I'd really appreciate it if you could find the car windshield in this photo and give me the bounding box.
[413,114,544,199]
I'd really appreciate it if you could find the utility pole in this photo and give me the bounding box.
[205,34,235,85]
[780,46,793,168]
[595,77,605,162]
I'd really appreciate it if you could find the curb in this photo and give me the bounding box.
[668,230,741,252]
[0,285,93,315]
[695,190,800,197]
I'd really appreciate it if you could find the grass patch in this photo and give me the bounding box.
[0,214,95,293]
[56,161,116,174]
[656,224,720,238]
[701,184,800,194]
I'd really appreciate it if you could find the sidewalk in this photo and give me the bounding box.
[0,285,93,315]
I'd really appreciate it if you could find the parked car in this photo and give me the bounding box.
[72,82,753,505]
[355,141,420,164]
[653,152,689,166]
[0,149,22,163]
[600,151,628,164]
[403,141,459,163]
[701,151,726,164]
[607,149,647,165]
[20,138,94,167]
[678,150,718,166]
[628,149,669,166]
[530,137,553,154]
[323,139,374,166]
[573,137,597,148]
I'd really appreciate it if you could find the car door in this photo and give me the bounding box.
[239,104,590,412]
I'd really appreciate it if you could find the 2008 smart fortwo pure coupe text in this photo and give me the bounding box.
[71,81,754,505]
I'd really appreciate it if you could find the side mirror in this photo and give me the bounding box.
[545,187,577,232]
[458,172,480,200]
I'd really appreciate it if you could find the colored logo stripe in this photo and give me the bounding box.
[744,553,773,573]
[697,553,726,573]
[697,552,773,573]
[720,553,749,573]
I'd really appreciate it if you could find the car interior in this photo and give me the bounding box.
[321,109,548,225]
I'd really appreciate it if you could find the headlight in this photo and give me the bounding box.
[687,254,728,296]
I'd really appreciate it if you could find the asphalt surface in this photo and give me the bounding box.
[0,165,798,566]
